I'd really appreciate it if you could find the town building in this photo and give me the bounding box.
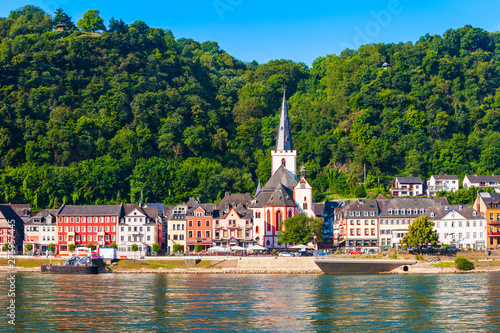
[166,204,188,254]
[378,197,448,248]
[390,177,423,197]
[317,200,339,249]
[1,204,31,223]
[117,204,164,257]
[23,209,58,255]
[463,175,500,192]
[335,199,385,251]
[249,90,315,250]
[186,199,215,252]
[0,205,24,253]
[474,192,500,250]
[426,175,459,197]
[214,192,254,248]
[57,204,124,253]
[427,205,485,249]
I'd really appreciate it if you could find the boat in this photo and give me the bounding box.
[314,257,417,274]
[41,254,100,274]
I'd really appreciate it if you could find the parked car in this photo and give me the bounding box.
[368,249,377,254]
[298,251,313,257]
[349,249,362,255]
[424,246,438,254]
[316,251,328,256]
[440,246,458,254]
[279,252,295,257]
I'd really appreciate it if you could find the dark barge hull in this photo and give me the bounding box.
[41,265,99,274]
[315,258,416,274]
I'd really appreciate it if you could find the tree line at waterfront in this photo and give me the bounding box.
[1,6,500,209]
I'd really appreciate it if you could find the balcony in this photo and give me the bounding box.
[488,232,500,236]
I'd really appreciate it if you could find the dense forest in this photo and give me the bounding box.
[1,5,500,209]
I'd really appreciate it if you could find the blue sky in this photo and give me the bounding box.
[2,1,500,66]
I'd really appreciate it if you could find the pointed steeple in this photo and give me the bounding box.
[254,178,262,197]
[275,89,293,151]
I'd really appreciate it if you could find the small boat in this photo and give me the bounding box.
[314,257,416,275]
[41,255,100,274]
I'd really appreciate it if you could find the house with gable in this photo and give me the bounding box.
[214,192,254,248]
[186,199,215,252]
[390,177,423,197]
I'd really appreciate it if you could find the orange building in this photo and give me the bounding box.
[186,203,215,252]
[474,192,500,250]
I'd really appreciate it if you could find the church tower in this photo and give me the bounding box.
[271,90,297,179]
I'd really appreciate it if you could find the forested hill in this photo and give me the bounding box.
[1,6,500,209]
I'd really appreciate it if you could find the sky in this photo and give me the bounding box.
[2,0,500,66]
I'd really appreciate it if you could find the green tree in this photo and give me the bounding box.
[152,243,160,255]
[109,243,118,248]
[108,17,128,33]
[173,244,182,253]
[77,9,106,32]
[400,216,438,254]
[48,244,56,253]
[53,8,77,30]
[25,243,33,253]
[353,184,367,198]
[86,243,96,251]
[131,244,138,252]
[68,243,76,251]
[278,213,324,246]
[194,244,203,252]
[3,243,9,251]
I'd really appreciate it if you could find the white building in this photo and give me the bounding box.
[166,204,187,254]
[428,205,486,249]
[23,209,58,255]
[427,175,459,197]
[463,175,500,193]
[117,205,162,257]
[391,177,423,197]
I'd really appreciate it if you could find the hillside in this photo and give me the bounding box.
[1,5,500,208]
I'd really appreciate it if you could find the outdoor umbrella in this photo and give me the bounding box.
[289,244,314,250]
[207,246,227,252]
[246,244,267,251]
[229,246,246,251]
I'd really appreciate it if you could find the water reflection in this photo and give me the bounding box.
[0,272,499,332]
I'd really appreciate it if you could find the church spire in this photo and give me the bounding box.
[275,89,293,151]
[254,178,262,197]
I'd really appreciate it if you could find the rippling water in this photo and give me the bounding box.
[1,272,500,332]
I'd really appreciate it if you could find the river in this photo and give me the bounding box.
[1,272,499,332]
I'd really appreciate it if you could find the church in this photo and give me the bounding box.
[250,90,315,249]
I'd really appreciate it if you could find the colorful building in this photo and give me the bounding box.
[167,204,188,253]
[474,192,500,250]
[23,209,58,255]
[214,192,254,248]
[390,177,423,197]
[186,201,215,252]
[57,204,124,253]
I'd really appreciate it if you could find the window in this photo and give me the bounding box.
[106,217,110,223]
[147,227,150,232]
[256,226,259,233]
[179,235,184,240]
[444,222,448,228]
[82,235,86,242]
[276,211,282,228]
[206,221,210,227]
[364,220,368,225]
[256,212,261,218]
[105,226,109,232]
[197,231,202,238]
[188,231,193,238]
[64,226,68,232]
[303,203,308,209]
[196,212,202,217]
[356,220,360,225]
[59,236,62,241]
[288,211,293,218]
[100,217,104,223]
[188,221,193,227]
[473,232,477,239]
[121,236,125,241]
[436,222,440,228]
[94,236,98,241]
[105,235,109,241]
[112,235,115,241]
[206,231,210,238]
[365,229,369,236]
[197,220,201,227]
[70,217,74,223]
[480,221,483,227]
[139,227,143,232]
[350,229,354,236]
[281,158,286,167]
[112,217,116,222]
[480,232,483,239]
[356,229,361,236]
[147,236,150,241]
[371,228,375,235]
[94,227,98,232]
[76,226,80,232]
[59,227,62,232]
[490,213,494,220]
[371,220,375,225]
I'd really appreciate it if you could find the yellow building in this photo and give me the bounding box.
[474,192,500,249]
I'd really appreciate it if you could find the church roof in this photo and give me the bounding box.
[251,166,297,208]
[275,90,293,151]
[254,179,262,197]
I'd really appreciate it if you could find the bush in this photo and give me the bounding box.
[68,243,76,251]
[455,256,474,271]
[173,244,182,253]
[466,246,472,251]
[415,255,424,261]
[25,243,33,252]
[109,243,118,248]
[194,244,202,252]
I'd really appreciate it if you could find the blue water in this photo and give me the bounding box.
[1,272,499,332]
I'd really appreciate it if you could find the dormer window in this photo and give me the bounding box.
[394,210,399,215]
[356,212,360,216]
[430,213,435,218]
[401,209,405,215]
[473,211,477,216]
[350,212,354,217]
[281,159,286,167]
[364,212,368,216]
[388,209,392,215]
